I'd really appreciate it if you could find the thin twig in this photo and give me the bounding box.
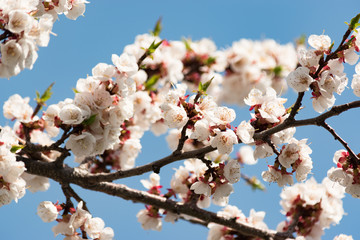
[264,137,280,156]
[83,145,216,182]
[286,92,305,122]
[320,121,359,167]
[61,183,90,212]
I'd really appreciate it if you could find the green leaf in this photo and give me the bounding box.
[151,17,162,36]
[249,177,265,191]
[272,65,283,77]
[145,74,160,90]
[72,88,79,94]
[82,114,97,126]
[201,77,214,92]
[198,82,204,92]
[205,57,216,66]
[348,13,360,30]
[10,145,24,153]
[296,34,306,46]
[147,40,163,55]
[182,38,192,51]
[35,82,55,105]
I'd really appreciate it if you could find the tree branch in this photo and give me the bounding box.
[61,182,90,212]
[286,92,305,122]
[254,100,360,141]
[19,156,289,240]
[83,145,216,182]
[320,121,359,167]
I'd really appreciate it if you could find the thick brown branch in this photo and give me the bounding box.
[19,157,288,240]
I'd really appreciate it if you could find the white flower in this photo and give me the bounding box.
[345,184,360,198]
[164,211,179,223]
[21,173,50,193]
[211,106,236,125]
[238,145,257,165]
[327,167,352,187]
[333,234,354,240]
[1,40,23,67]
[211,129,238,155]
[162,105,188,129]
[278,142,300,169]
[141,173,160,190]
[3,94,33,122]
[43,104,61,123]
[65,0,88,20]
[295,156,313,182]
[258,97,286,123]
[7,10,33,34]
[52,221,74,237]
[262,167,286,186]
[65,132,96,157]
[118,138,142,170]
[312,94,335,113]
[84,217,105,239]
[171,166,190,194]
[136,209,162,231]
[308,34,331,51]
[244,88,264,106]
[286,67,313,92]
[99,227,114,240]
[190,181,211,197]
[213,183,233,202]
[207,223,225,240]
[37,201,58,223]
[92,63,116,80]
[236,120,254,144]
[0,189,12,207]
[298,48,321,67]
[112,53,138,77]
[69,201,92,230]
[190,119,210,142]
[351,73,360,97]
[254,143,273,159]
[59,103,90,125]
[223,159,240,184]
[262,165,294,187]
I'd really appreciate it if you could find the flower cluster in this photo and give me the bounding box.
[244,87,289,154]
[122,33,298,107]
[287,34,359,113]
[172,158,240,208]
[0,0,88,78]
[222,39,297,105]
[262,138,312,186]
[351,62,360,96]
[37,201,114,239]
[0,126,26,207]
[207,205,268,240]
[137,173,163,231]
[43,53,139,167]
[278,177,345,239]
[327,149,360,198]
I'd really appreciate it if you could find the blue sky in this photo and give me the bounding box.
[1,1,360,239]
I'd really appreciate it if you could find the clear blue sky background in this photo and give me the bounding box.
[1,1,360,239]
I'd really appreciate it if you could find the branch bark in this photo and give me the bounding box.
[19,156,289,240]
